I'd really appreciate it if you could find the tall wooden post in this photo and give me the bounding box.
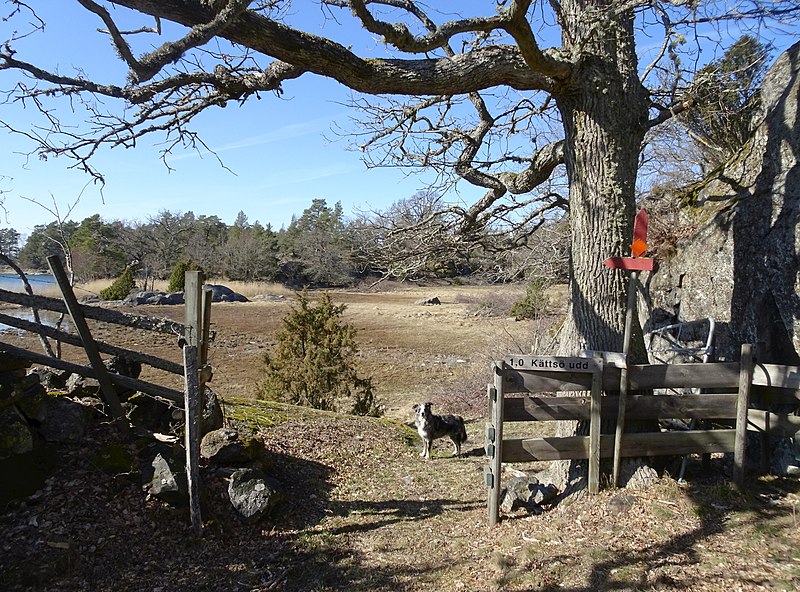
[588,352,603,494]
[183,271,209,535]
[184,271,205,353]
[47,255,130,437]
[487,362,505,527]
[183,344,202,536]
[733,343,754,488]
[604,209,653,488]
[612,270,639,487]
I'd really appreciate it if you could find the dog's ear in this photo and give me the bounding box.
[412,404,420,411]
[425,402,433,408]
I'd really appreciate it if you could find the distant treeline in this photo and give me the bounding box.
[0,196,568,288]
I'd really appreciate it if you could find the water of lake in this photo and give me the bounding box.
[0,273,56,293]
[0,273,62,332]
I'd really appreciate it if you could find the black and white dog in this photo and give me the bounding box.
[413,402,468,459]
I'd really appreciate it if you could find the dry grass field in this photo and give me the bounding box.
[4,281,560,420]
[1,282,800,591]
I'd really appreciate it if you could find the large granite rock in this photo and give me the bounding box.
[648,41,800,365]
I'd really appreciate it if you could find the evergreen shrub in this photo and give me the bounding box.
[258,290,380,416]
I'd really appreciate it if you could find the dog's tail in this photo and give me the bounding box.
[459,421,468,444]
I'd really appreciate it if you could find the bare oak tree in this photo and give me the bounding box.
[1,0,798,484]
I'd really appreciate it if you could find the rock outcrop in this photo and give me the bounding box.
[1,353,280,522]
[648,41,800,365]
[123,284,248,306]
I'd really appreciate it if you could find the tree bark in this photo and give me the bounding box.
[556,1,649,357]
[545,2,652,491]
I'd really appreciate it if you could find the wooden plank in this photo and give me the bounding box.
[503,393,739,422]
[734,344,754,488]
[503,356,602,373]
[503,369,595,393]
[183,345,202,536]
[751,385,800,406]
[588,356,602,494]
[747,409,800,438]
[628,363,740,390]
[752,363,800,390]
[625,393,738,419]
[502,362,741,394]
[0,312,184,375]
[48,256,130,437]
[0,340,184,403]
[0,287,187,335]
[502,429,737,463]
[602,256,655,271]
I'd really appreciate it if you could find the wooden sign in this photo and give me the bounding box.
[504,355,601,372]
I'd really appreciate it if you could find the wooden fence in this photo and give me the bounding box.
[0,257,212,534]
[485,346,800,526]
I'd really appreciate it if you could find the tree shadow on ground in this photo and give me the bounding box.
[326,497,482,534]
[506,468,800,592]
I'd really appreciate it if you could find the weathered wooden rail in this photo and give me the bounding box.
[0,260,213,534]
[0,285,187,403]
[485,346,800,526]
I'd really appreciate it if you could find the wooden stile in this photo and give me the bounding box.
[485,344,800,526]
[487,355,603,526]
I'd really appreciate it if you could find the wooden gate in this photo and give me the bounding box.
[0,259,213,534]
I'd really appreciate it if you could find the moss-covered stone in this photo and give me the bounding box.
[0,406,33,460]
[91,443,134,474]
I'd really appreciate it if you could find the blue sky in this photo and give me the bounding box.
[0,2,490,236]
[0,71,467,234]
[0,2,797,238]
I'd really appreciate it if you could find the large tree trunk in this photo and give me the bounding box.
[556,1,649,355]
[546,2,651,492]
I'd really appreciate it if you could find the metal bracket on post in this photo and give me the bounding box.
[484,467,494,488]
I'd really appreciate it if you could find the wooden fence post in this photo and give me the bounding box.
[733,343,754,488]
[588,353,603,494]
[184,272,210,413]
[613,270,640,487]
[183,344,202,536]
[487,362,505,527]
[184,271,205,352]
[47,255,130,437]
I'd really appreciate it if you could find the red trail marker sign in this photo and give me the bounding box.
[603,209,654,271]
